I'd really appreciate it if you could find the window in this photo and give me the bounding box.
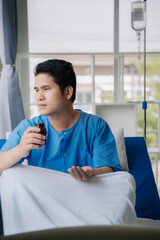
[86,93,91,103]
[95,55,114,103]
[123,55,143,102]
[27,0,114,53]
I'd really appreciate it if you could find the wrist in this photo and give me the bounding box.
[94,166,114,176]
[14,145,25,159]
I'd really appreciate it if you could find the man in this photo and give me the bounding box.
[0,59,121,180]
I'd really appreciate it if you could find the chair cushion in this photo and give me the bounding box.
[125,137,160,220]
[0,139,6,150]
[112,128,129,171]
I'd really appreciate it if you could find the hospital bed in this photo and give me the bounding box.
[0,135,160,239]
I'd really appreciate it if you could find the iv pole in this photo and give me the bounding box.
[131,0,147,139]
[143,25,147,139]
[142,0,147,140]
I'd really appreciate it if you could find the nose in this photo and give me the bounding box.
[36,90,45,101]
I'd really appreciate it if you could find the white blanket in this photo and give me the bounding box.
[0,165,137,236]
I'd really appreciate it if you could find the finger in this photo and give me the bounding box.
[27,143,43,150]
[71,166,84,181]
[29,132,46,140]
[25,127,41,134]
[77,166,89,180]
[23,132,46,146]
[68,167,77,179]
[28,137,46,146]
[68,166,82,181]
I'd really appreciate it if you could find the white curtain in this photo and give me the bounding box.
[0,0,25,139]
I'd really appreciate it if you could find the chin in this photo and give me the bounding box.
[38,110,48,116]
[40,113,48,116]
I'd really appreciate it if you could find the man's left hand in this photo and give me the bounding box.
[68,166,95,181]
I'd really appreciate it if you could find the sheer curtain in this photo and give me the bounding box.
[0,0,25,138]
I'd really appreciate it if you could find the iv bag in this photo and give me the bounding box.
[131,1,146,31]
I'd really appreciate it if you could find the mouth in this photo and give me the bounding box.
[38,104,47,109]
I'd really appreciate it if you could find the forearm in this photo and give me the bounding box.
[93,166,114,176]
[0,145,22,174]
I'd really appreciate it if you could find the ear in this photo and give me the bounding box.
[65,86,73,100]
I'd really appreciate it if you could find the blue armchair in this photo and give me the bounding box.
[125,137,160,220]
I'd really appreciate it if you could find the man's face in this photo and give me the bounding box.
[34,73,68,116]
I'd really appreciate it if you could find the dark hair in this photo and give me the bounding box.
[35,59,76,103]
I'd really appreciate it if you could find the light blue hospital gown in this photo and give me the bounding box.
[0,110,121,173]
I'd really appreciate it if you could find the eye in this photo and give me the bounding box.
[44,87,50,91]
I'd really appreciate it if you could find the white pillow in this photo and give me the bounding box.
[112,128,129,172]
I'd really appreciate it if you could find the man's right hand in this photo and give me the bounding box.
[16,127,46,158]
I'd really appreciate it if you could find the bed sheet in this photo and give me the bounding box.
[0,165,137,235]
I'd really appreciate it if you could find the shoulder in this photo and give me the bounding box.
[80,111,107,129]
[78,111,110,139]
[13,115,48,135]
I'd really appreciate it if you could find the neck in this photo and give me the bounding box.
[48,106,80,132]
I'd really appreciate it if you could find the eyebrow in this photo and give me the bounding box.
[34,85,51,90]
